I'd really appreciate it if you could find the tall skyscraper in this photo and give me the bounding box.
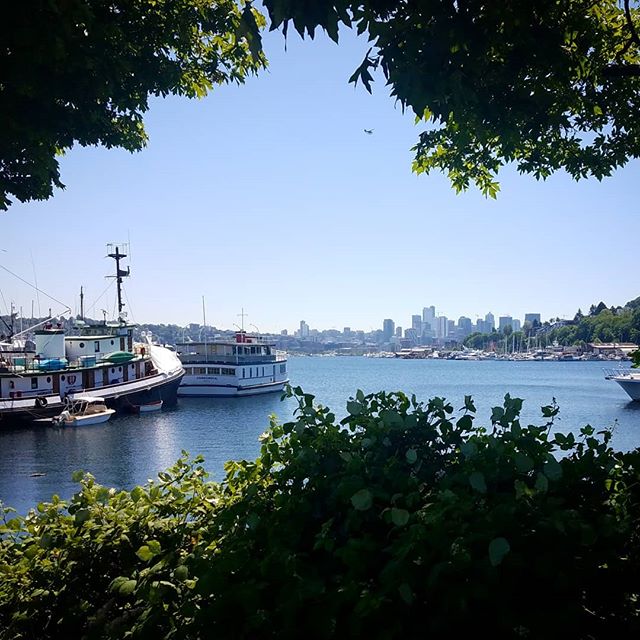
[498,316,513,331]
[435,316,448,339]
[485,312,495,332]
[412,315,422,332]
[300,320,309,338]
[524,313,541,325]
[382,319,395,342]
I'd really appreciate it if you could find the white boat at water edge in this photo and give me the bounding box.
[176,331,288,397]
[604,368,640,401]
[52,396,115,427]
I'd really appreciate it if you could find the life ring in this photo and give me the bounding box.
[35,396,48,408]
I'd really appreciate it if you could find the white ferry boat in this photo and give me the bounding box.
[176,331,288,397]
[0,246,184,426]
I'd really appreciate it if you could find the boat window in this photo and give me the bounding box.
[213,367,220,374]
[79,342,85,349]
[94,341,100,352]
[61,375,66,381]
[232,346,237,355]
[221,367,235,376]
[242,368,245,378]
[195,367,206,375]
[249,368,252,377]
[31,377,38,389]
[280,365,286,374]
[47,377,51,383]
[111,340,115,345]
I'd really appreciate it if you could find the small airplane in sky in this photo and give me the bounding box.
[364,129,374,135]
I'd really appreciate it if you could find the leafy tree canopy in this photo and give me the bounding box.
[0,0,266,210]
[264,0,640,197]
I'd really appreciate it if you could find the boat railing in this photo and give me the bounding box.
[603,367,634,379]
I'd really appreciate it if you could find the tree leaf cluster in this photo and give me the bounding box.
[264,0,640,195]
[0,0,266,210]
[2,387,640,638]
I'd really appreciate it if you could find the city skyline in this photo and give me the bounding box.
[1,27,637,334]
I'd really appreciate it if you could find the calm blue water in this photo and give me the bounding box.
[1,358,639,515]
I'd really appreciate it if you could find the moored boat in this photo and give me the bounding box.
[0,246,184,427]
[176,331,288,397]
[604,368,640,401]
[52,396,115,427]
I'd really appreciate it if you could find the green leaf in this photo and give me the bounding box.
[469,471,487,494]
[347,401,363,416]
[71,470,84,482]
[174,565,189,581]
[488,537,510,567]
[351,489,373,511]
[391,508,410,526]
[405,449,418,464]
[136,545,155,562]
[118,579,137,595]
[543,456,563,481]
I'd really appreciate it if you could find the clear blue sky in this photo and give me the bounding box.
[1,27,639,334]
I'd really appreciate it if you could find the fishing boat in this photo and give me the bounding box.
[176,330,288,397]
[604,368,640,401]
[52,396,115,427]
[0,245,184,427]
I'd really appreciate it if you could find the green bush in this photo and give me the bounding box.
[2,387,640,639]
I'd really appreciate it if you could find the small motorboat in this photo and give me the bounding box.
[135,399,163,413]
[52,396,115,427]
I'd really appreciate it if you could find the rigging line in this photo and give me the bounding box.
[30,250,41,318]
[0,287,9,316]
[122,284,135,323]
[0,264,72,313]
[85,279,116,317]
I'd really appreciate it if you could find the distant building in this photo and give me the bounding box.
[524,313,541,325]
[395,326,402,337]
[300,320,309,338]
[382,319,395,342]
[435,316,448,339]
[512,319,521,332]
[458,316,473,338]
[498,316,513,332]
[411,315,422,332]
[281,329,288,336]
[485,312,495,332]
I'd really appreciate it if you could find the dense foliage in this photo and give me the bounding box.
[2,387,640,638]
[265,0,640,196]
[0,0,266,210]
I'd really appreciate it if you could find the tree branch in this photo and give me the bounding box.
[603,63,640,77]
[624,0,640,49]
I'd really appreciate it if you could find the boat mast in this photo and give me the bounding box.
[79,286,84,320]
[106,244,130,323]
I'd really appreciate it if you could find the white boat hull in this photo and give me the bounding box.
[62,409,115,426]
[178,378,288,398]
[605,370,640,401]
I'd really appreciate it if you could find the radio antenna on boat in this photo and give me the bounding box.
[106,243,130,323]
[238,308,248,332]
